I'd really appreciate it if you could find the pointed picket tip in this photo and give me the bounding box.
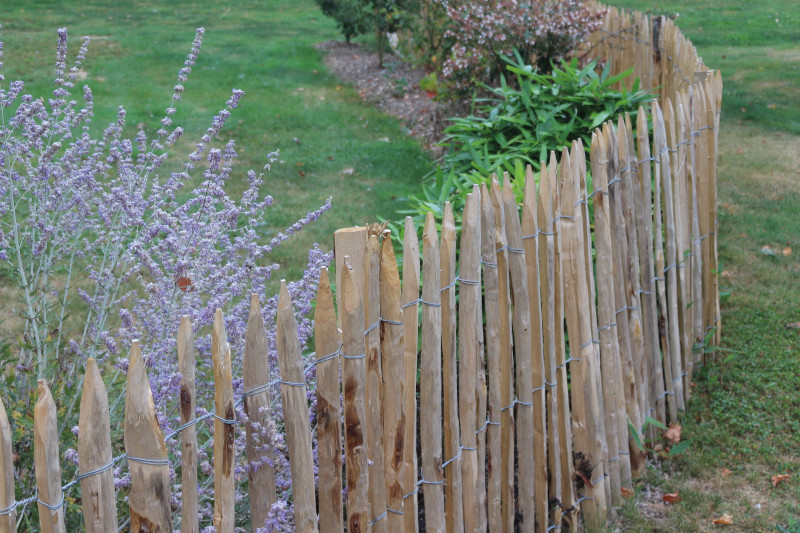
[443,201,454,230]
[502,171,514,204]
[559,147,578,218]
[423,212,438,245]
[35,379,54,417]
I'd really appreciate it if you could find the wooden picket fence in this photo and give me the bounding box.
[0,4,721,533]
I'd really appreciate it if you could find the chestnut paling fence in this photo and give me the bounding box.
[0,5,721,533]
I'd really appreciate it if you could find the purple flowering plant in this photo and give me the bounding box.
[0,26,330,530]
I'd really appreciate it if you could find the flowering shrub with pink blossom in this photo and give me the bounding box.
[0,27,330,530]
[435,0,605,97]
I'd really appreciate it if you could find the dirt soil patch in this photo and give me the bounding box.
[317,40,454,157]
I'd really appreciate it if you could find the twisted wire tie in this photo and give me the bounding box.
[277,380,305,388]
[342,353,365,360]
[37,493,65,512]
[75,460,114,481]
[578,339,600,350]
[459,278,480,286]
[312,346,343,366]
[597,323,616,332]
[557,356,581,370]
[475,416,500,435]
[127,456,170,466]
[369,511,387,525]
[607,176,622,186]
[482,259,498,269]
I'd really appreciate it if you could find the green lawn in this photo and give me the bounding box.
[606,1,800,531]
[1,0,432,281]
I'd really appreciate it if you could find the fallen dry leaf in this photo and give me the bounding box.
[664,424,682,445]
[621,487,634,498]
[721,270,733,278]
[772,474,790,487]
[662,493,681,504]
[783,247,792,256]
[721,468,733,477]
[736,147,744,154]
[761,245,776,256]
[787,323,800,329]
[712,514,734,525]
[768,103,777,109]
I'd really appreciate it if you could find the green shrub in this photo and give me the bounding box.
[403,52,655,231]
[315,0,414,65]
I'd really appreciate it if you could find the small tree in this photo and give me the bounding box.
[315,0,372,43]
[315,0,414,66]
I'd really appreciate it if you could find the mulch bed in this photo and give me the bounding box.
[316,40,454,158]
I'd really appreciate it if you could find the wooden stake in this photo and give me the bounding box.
[617,116,649,437]
[212,309,235,532]
[490,178,514,533]
[591,131,631,498]
[654,100,686,410]
[34,380,65,533]
[635,109,668,427]
[402,217,420,533]
[125,341,171,532]
[315,270,344,533]
[538,157,564,527]
[178,317,199,533]
[480,183,502,533]
[380,238,406,530]
[558,149,604,523]
[243,298,278,531]
[440,202,464,533]
[0,396,14,533]
[574,140,610,508]
[277,282,318,533]
[502,173,537,531]
[421,213,445,532]
[79,359,117,532]
[604,122,646,476]
[459,188,482,533]
[521,165,549,533]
